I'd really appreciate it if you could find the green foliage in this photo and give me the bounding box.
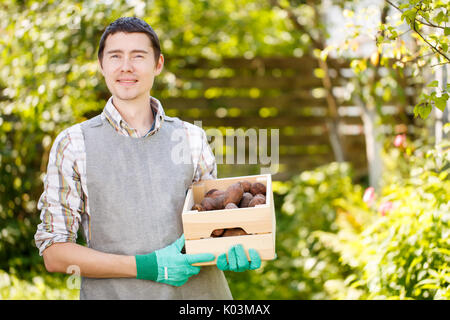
[0,270,79,300]
[0,0,113,275]
[315,137,450,299]
[328,0,450,119]
[415,82,450,119]
[228,138,449,300]
[386,0,450,118]
[366,136,449,299]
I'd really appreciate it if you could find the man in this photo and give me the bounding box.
[34,17,261,300]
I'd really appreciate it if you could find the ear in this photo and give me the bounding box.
[154,54,164,76]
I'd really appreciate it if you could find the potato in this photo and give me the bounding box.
[248,194,266,207]
[250,182,266,196]
[205,189,226,199]
[202,189,226,210]
[222,228,248,237]
[211,228,225,237]
[201,197,216,211]
[201,194,225,211]
[225,202,239,209]
[191,203,205,211]
[239,192,253,208]
[223,182,244,206]
[214,194,226,209]
[204,188,218,197]
[239,180,252,193]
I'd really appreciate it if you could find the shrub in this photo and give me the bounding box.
[316,137,450,299]
[228,137,449,300]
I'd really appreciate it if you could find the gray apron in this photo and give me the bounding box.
[79,114,232,300]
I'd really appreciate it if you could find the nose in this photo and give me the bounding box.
[120,57,134,72]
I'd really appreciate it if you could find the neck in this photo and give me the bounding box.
[112,95,154,136]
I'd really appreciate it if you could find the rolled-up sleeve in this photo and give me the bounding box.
[197,128,217,181]
[182,121,217,183]
[34,129,83,256]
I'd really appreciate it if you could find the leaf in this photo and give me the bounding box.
[436,247,450,256]
[442,43,448,53]
[417,284,440,290]
[445,27,450,36]
[414,103,432,119]
[427,80,439,88]
[435,12,445,25]
[401,9,417,25]
[434,94,449,112]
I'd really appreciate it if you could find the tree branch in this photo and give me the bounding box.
[269,0,323,50]
[385,0,450,62]
[430,62,449,68]
[412,23,450,62]
[270,0,346,162]
[385,0,446,29]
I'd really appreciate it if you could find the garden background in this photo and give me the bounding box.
[0,0,449,299]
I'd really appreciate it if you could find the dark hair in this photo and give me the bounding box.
[98,17,161,66]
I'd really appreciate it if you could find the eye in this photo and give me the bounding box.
[134,55,144,59]
[111,55,119,58]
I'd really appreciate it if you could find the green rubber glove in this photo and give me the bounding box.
[135,234,215,287]
[216,244,261,272]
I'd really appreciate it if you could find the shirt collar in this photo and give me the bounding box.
[102,96,165,138]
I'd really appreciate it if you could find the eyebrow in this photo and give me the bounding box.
[106,49,149,55]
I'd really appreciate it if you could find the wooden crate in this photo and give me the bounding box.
[182,174,276,266]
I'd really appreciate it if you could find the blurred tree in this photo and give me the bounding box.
[315,0,449,191]
[269,0,399,191]
[270,0,347,163]
[346,1,392,192]
[383,0,449,153]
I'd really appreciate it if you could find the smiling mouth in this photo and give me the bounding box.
[117,80,138,86]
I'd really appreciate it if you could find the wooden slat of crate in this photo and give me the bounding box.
[185,233,276,266]
[183,205,273,240]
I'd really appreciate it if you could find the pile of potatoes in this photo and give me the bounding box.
[191,180,266,237]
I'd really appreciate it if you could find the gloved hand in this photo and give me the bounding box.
[135,234,215,286]
[216,244,261,272]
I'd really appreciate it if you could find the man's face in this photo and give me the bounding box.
[99,32,163,103]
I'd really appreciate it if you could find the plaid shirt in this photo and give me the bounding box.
[34,96,216,256]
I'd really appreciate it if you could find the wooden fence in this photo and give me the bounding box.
[152,56,421,181]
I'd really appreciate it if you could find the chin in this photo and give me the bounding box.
[115,94,138,101]
[112,88,136,98]
[113,91,146,102]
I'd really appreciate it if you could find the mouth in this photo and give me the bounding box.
[117,79,138,86]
